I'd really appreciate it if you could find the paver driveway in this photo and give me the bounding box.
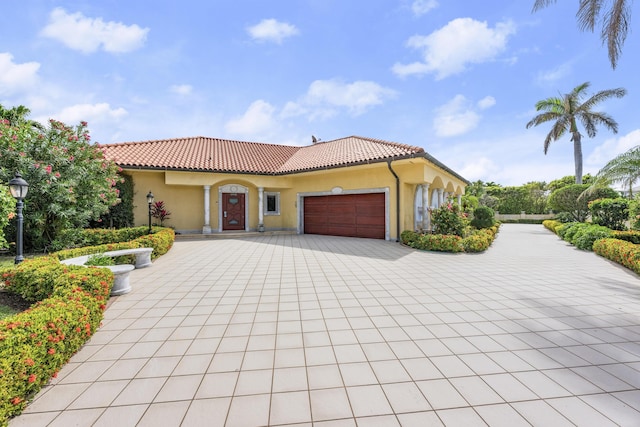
[10,224,640,426]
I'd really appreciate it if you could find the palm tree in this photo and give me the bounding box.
[592,145,640,196]
[526,82,626,184]
[0,104,44,131]
[532,0,631,69]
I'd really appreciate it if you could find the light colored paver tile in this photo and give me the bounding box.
[396,411,444,427]
[47,408,104,427]
[480,373,538,402]
[346,385,393,417]
[382,382,431,413]
[400,358,443,381]
[67,380,129,409]
[172,354,213,376]
[136,401,190,427]
[57,360,114,384]
[153,374,202,402]
[270,391,311,425]
[430,355,475,377]
[370,360,411,384]
[475,403,531,427]
[310,388,353,421]
[513,371,572,398]
[571,366,636,392]
[234,369,273,395]
[339,362,378,387]
[92,404,148,427]
[612,390,640,411]
[580,393,640,427]
[272,366,308,392]
[308,364,344,389]
[416,379,468,410]
[436,408,487,426]
[547,396,618,426]
[449,376,503,406]
[22,383,90,413]
[7,411,59,427]
[355,415,401,426]
[112,377,166,405]
[543,368,603,394]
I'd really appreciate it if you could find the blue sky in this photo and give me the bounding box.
[1,1,638,186]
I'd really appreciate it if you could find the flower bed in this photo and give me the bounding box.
[593,238,640,274]
[0,227,175,425]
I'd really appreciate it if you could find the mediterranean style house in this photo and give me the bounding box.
[102,135,468,240]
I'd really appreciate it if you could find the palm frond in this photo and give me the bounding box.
[602,0,630,68]
[532,0,558,13]
[577,0,603,31]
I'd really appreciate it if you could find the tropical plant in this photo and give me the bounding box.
[591,145,640,197]
[0,104,44,131]
[547,174,595,192]
[0,186,16,249]
[548,184,618,221]
[471,206,495,229]
[526,82,626,184]
[430,203,467,236]
[532,0,632,69]
[0,118,122,251]
[588,197,630,230]
[151,201,172,226]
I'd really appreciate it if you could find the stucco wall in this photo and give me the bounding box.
[123,158,467,239]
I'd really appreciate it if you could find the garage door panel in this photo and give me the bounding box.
[304,193,385,239]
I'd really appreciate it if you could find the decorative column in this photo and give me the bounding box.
[258,187,265,232]
[203,185,211,234]
[422,183,430,230]
[437,188,444,207]
[457,194,462,208]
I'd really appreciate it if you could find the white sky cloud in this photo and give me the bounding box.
[52,103,128,125]
[225,100,277,137]
[536,62,572,84]
[0,53,40,96]
[411,0,438,16]
[169,84,193,96]
[247,19,299,44]
[40,8,149,53]
[284,79,397,120]
[477,96,496,110]
[393,18,516,79]
[587,129,640,166]
[434,94,495,137]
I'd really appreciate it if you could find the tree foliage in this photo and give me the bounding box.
[532,0,632,69]
[0,185,16,249]
[592,145,640,196]
[0,117,122,251]
[589,197,630,230]
[526,82,626,184]
[548,184,618,221]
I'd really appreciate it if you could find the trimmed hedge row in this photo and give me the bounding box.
[0,264,112,424]
[610,230,640,244]
[53,227,175,261]
[0,227,175,426]
[593,238,640,275]
[400,225,500,253]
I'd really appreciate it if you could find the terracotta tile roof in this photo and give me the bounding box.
[102,135,425,175]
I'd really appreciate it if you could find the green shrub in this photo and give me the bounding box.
[593,238,640,274]
[572,225,613,251]
[561,222,589,242]
[548,184,618,222]
[85,254,115,267]
[418,234,464,252]
[630,199,640,230]
[611,230,640,244]
[431,204,468,237]
[461,229,493,252]
[543,220,563,233]
[588,198,630,231]
[470,206,495,229]
[400,230,420,247]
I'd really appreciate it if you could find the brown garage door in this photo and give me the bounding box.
[304,193,385,239]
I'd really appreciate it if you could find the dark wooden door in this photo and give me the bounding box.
[222,193,245,230]
[304,193,385,239]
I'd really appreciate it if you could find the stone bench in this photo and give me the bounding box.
[102,247,154,269]
[59,248,153,296]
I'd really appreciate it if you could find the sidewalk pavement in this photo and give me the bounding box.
[10,224,640,426]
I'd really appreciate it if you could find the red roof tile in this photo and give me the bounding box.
[102,135,425,175]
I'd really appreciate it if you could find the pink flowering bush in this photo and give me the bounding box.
[430,203,468,237]
[0,118,121,251]
[0,186,16,249]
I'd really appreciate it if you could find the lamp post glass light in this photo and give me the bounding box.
[9,172,29,264]
[146,191,154,233]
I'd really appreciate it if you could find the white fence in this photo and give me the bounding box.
[495,211,555,221]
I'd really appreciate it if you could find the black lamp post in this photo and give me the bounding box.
[146,191,154,234]
[9,172,29,264]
